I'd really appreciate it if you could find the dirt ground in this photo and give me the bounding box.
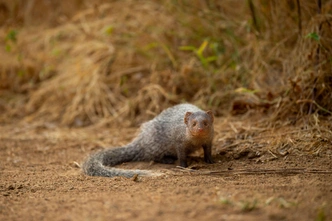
[0,117,331,221]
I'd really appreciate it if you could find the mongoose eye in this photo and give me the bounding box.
[192,121,197,127]
[203,121,208,126]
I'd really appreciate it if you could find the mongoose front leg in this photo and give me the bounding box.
[176,146,188,167]
[179,159,188,168]
[203,143,214,164]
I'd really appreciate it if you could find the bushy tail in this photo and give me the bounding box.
[82,145,160,178]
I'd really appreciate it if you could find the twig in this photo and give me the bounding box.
[220,140,254,150]
[73,161,81,168]
[109,66,150,80]
[268,150,278,159]
[172,168,332,176]
[248,0,259,33]
[209,168,332,175]
[296,99,332,115]
[296,0,302,35]
[219,129,314,149]
[317,0,322,14]
[175,166,196,172]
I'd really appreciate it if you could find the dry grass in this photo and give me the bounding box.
[0,0,331,126]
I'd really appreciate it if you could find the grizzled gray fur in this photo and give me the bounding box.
[82,104,214,178]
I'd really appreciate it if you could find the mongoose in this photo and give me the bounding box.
[82,103,214,178]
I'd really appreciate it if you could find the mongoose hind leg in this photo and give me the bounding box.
[155,155,177,164]
[175,145,189,167]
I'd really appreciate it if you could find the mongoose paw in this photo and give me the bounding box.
[179,161,188,168]
[204,157,214,164]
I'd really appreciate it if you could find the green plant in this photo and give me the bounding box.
[180,39,218,69]
[240,199,258,212]
[5,29,18,52]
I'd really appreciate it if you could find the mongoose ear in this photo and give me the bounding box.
[184,112,192,125]
[206,110,214,122]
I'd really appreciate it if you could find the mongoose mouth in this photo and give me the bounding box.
[191,129,209,137]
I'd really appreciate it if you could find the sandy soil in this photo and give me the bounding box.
[0,117,331,221]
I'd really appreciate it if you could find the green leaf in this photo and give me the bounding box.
[235,87,258,94]
[210,42,224,55]
[5,44,11,52]
[197,40,208,55]
[143,42,158,50]
[159,42,177,68]
[316,207,326,221]
[17,70,25,77]
[206,56,217,62]
[305,32,320,41]
[196,53,207,68]
[104,25,114,35]
[6,30,18,42]
[179,46,196,51]
[51,49,61,56]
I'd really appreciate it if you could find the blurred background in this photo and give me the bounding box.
[0,0,331,127]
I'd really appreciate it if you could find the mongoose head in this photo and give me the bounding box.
[184,110,214,138]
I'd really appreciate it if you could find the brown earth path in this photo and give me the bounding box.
[0,118,331,221]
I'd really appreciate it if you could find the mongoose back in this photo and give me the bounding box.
[82,104,214,178]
